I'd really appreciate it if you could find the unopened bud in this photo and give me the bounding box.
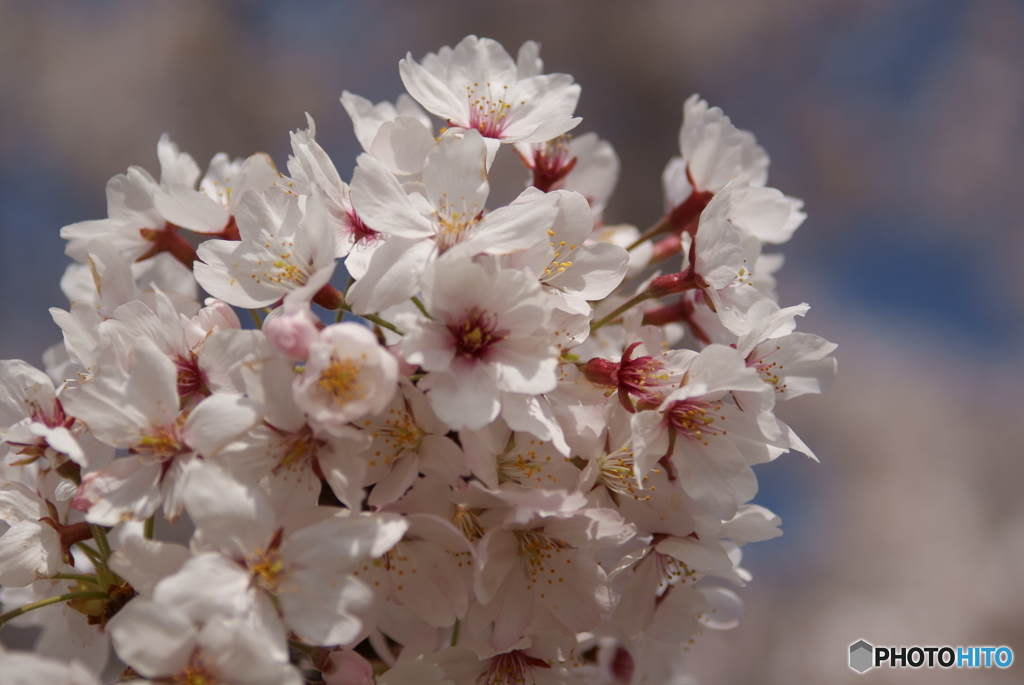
[646,269,698,298]
[583,357,620,387]
[322,649,374,685]
[263,309,322,361]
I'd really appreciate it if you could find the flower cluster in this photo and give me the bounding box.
[0,36,836,684]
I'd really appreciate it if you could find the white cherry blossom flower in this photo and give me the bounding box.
[399,36,581,150]
[347,129,558,314]
[400,260,558,431]
[107,599,302,685]
[293,322,399,437]
[195,186,339,309]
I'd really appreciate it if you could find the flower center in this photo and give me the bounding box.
[449,308,505,360]
[346,207,379,245]
[596,449,646,499]
[433,193,483,253]
[276,424,322,472]
[483,650,551,685]
[136,425,183,460]
[318,358,365,404]
[173,658,220,685]
[653,549,697,593]
[515,530,570,585]
[465,82,513,138]
[666,398,725,445]
[453,506,486,542]
[373,408,424,463]
[747,346,787,394]
[530,137,577,192]
[174,353,206,400]
[248,547,289,594]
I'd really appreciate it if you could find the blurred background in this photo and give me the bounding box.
[2,0,1023,682]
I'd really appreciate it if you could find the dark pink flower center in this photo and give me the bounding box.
[666,398,725,445]
[465,83,513,138]
[449,308,506,360]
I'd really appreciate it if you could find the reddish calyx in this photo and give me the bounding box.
[583,342,669,413]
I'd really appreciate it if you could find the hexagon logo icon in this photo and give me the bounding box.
[850,640,874,673]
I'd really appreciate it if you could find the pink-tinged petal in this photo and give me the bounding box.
[672,438,757,521]
[230,153,280,210]
[0,360,56,425]
[153,185,228,234]
[612,553,659,636]
[629,411,670,479]
[685,344,765,396]
[322,650,374,685]
[417,434,467,485]
[108,537,190,597]
[107,598,196,678]
[124,337,180,427]
[341,91,399,153]
[82,458,162,525]
[198,329,274,395]
[487,567,534,651]
[318,445,368,512]
[194,240,283,309]
[516,40,543,79]
[537,550,609,633]
[391,540,468,627]
[500,74,582,143]
[500,394,570,457]
[654,536,734,575]
[694,219,748,291]
[180,460,275,555]
[647,585,710,644]
[199,617,303,685]
[350,153,434,239]
[401,320,455,372]
[0,482,49,522]
[279,574,373,647]
[473,529,520,605]
[182,394,260,457]
[423,130,489,216]
[347,237,433,314]
[157,133,201,188]
[491,347,558,395]
[367,452,420,508]
[419,363,500,431]
[104,164,160,222]
[370,116,436,177]
[698,586,744,629]
[302,187,341,264]
[153,552,254,623]
[0,521,61,587]
[720,504,782,544]
[545,241,629,302]
[399,54,470,123]
[254,358,306,433]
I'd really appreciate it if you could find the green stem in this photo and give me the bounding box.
[51,573,98,584]
[590,291,655,332]
[75,541,102,566]
[0,592,109,627]
[90,524,112,561]
[450,619,461,647]
[354,310,404,336]
[249,308,264,328]
[143,515,155,540]
[411,296,434,320]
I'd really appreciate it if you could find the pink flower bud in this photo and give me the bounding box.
[321,649,374,685]
[263,309,321,361]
